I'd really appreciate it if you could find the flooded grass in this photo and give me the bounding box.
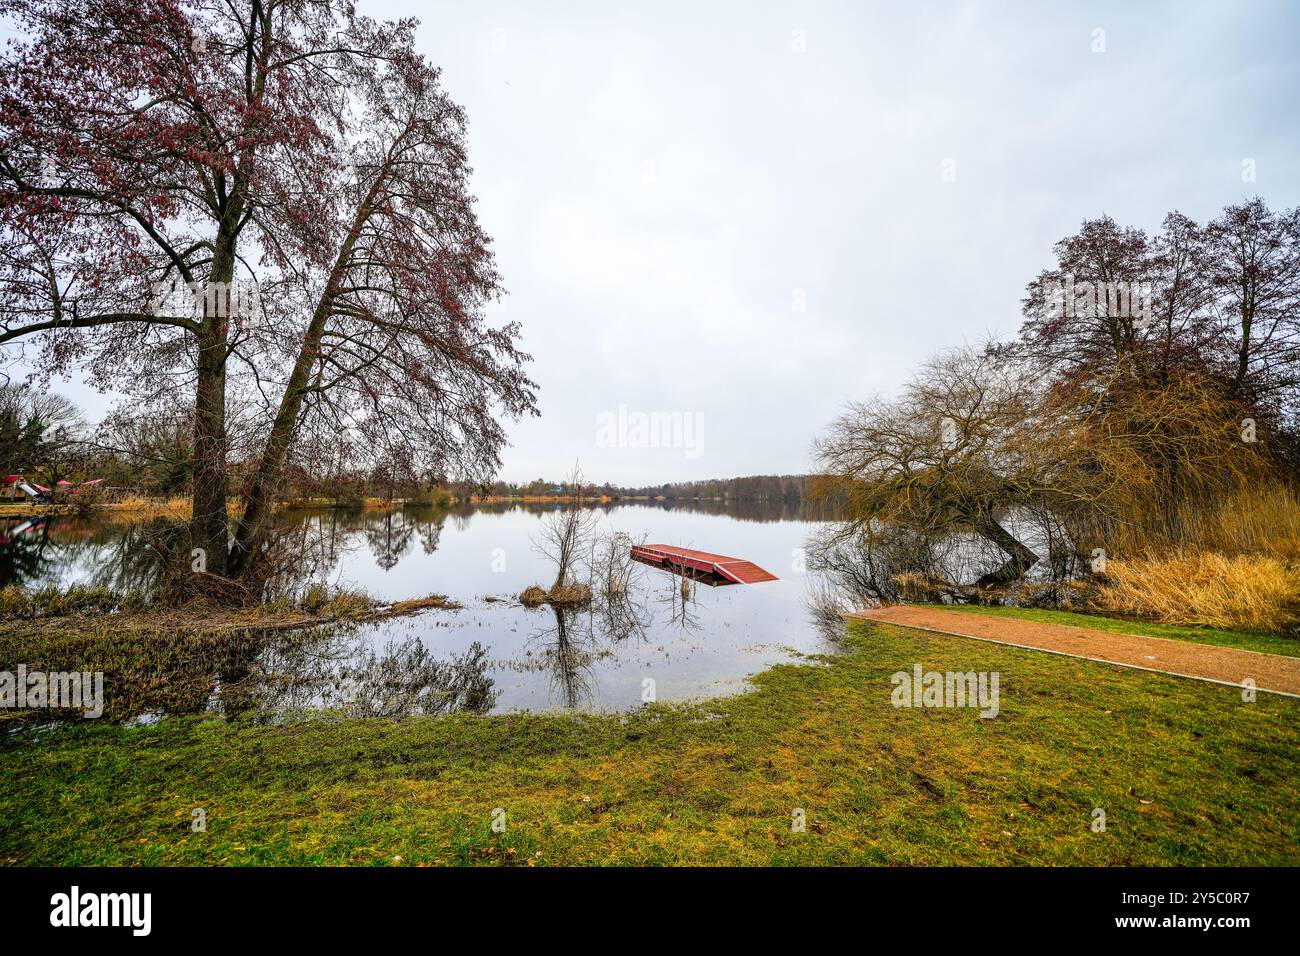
[0,582,145,618]
[1,618,1295,865]
[0,587,464,729]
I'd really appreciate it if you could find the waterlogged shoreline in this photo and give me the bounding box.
[0,590,464,730]
[1,619,1295,866]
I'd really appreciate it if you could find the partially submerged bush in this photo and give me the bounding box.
[803,574,855,641]
[1096,552,1300,635]
[549,581,593,605]
[518,582,593,607]
[519,585,547,607]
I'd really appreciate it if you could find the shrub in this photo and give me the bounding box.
[548,581,593,606]
[406,487,453,508]
[518,582,593,607]
[336,488,366,511]
[518,585,547,607]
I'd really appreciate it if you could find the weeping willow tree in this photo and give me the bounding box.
[813,348,1081,597]
[811,346,1275,604]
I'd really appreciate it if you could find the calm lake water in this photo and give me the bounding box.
[1,500,841,722]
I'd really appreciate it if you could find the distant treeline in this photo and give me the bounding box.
[1,387,818,506]
[486,474,816,501]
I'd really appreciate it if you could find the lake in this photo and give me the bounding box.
[1,500,842,722]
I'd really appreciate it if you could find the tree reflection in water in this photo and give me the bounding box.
[245,628,497,721]
[0,516,53,587]
[0,515,177,592]
[2,619,496,730]
[518,547,682,708]
[0,507,457,600]
[526,604,596,709]
[3,500,836,720]
[658,568,707,632]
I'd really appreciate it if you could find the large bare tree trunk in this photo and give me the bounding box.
[230,191,376,576]
[974,513,1040,587]
[191,318,230,575]
[189,218,241,577]
[229,301,329,575]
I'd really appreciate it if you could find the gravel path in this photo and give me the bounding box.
[852,606,1300,697]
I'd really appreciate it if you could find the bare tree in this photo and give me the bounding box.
[0,0,538,579]
[815,337,1279,603]
[588,531,652,643]
[532,465,599,594]
[1202,199,1300,413]
[0,382,85,479]
[815,347,1085,588]
[1010,200,1300,446]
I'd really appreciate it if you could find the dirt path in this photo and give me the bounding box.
[852,606,1300,698]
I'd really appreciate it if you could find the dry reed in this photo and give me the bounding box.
[1096,551,1300,634]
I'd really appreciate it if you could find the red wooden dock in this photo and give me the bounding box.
[630,544,779,585]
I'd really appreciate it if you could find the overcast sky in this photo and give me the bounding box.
[6,1,1300,484]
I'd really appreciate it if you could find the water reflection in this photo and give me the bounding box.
[0,515,51,585]
[464,496,836,524]
[513,558,668,709]
[251,630,497,720]
[1,619,497,732]
[2,499,840,720]
[525,604,596,709]
[657,570,702,632]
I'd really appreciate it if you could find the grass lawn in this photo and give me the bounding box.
[919,604,1300,658]
[1,618,1296,865]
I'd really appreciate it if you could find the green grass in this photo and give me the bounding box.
[0,583,147,619]
[918,604,1300,658]
[1,618,1296,865]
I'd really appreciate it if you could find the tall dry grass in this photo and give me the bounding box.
[1091,483,1300,634]
[96,495,192,519]
[1101,483,1300,560]
[1193,483,1300,561]
[1097,551,1300,634]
